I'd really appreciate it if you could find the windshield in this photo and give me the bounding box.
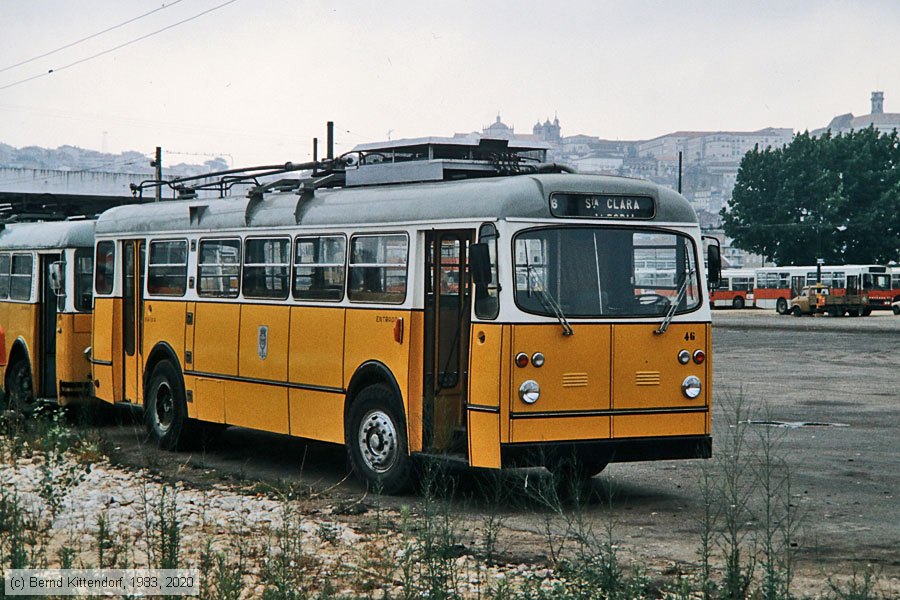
[513,227,701,318]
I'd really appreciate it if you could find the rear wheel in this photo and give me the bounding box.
[862,308,872,317]
[5,359,39,416]
[893,305,900,315]
[144,360,189,451]
[791,307,803,317]
[776,298,788,314]
[347,384,412,494]
[732,296,745,310]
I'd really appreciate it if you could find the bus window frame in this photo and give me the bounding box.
[95,241,116,296]
[73,248,94,312]
[510,224,704,319]
[197,237,242,299]
[292,233,347,302]
[146,238,189,298]
[347,232,409,305]
[0,253,10,300]
[474,222,500,320]
[9,252,35,302]
[242,235,291,300]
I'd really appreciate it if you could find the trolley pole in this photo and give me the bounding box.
[151,146,162,202]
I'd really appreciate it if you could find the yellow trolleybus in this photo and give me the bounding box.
[89,138,719,492]
[0,220,96,413]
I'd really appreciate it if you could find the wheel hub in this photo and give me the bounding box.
[154,382,174,433]
[359,410,397,474]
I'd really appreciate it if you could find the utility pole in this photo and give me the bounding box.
[151,146,162,202]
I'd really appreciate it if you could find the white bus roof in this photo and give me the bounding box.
[95,173,698,235]
[0,220,95,250]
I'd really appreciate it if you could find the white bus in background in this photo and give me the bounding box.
[709,268,755,309]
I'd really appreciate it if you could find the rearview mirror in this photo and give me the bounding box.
[469,243,492,286]
[706,242,722,289]
[49,261,65,295]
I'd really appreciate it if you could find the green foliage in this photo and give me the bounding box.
[722,127,900,265]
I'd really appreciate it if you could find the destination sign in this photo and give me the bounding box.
[550,193,656,220]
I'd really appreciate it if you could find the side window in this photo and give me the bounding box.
[74,249,94,312]
[198,239,241,298]
[348,234,408,303]
[0,253,9,299]
[243,238,290,299]
[95,241,115,295]
[293,235,346,301]
[9,253,34,301]
[147,240,188,296]
[474,223,500,319]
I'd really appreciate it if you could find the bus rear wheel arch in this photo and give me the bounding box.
[346,383,412,494]
[144,359,188,451]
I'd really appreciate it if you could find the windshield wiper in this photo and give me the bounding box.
[527,266,574,336]
[654,267,695,335]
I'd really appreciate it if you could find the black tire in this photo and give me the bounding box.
[893,305,900,316]
[346,384,412,494]
[549,455,608,502]
[862,308,872,317]
[848,309,860,317]
[5,359,39,416]
[791,306,803,317]
[776,298,788,315]
[144,360,189,451]
[732,296,745,310]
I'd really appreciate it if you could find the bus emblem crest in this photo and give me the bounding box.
[258,326,268,360]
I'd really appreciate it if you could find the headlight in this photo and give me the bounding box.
[531,352,545,367]
[682,375,702,399]
[677,349,691,364]
[519,380,541,404]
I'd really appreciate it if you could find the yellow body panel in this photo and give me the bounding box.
[55,312,92,404]
[91,297,119,402]
[613,411,707,438]
[466,323,504,467]
[405,311,425,452]
[140,300,188,404]
[225,380,289,434]
[510,324,612,414]
[239,304,289,382]
[288,306,345,388]
[289,388,344,444]
[189,376,225,423]
[511,415,611,443]
[0,302,39,392]
[611,323,708,411]
[192,302,240,374]
[503,323,710,444]
[343,308,411,404]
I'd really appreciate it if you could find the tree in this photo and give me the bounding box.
[721,126,900,265]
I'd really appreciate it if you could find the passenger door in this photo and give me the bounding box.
[423,230,473,453]
[122,240,145,402]
[40,253,61,398]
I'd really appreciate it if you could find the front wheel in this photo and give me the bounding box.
[144,360,188,451]
[791,307,803,317]
[732,296,745,310]
[776,298,788,315]
[862,308,872,317]
[347,384,412,494]
[893,305,900,316]
[6,360,39,416]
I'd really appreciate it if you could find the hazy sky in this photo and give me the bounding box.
[1,0,898,167]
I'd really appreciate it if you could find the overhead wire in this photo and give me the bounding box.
[0,0,241,91]
[0,0,188,75]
